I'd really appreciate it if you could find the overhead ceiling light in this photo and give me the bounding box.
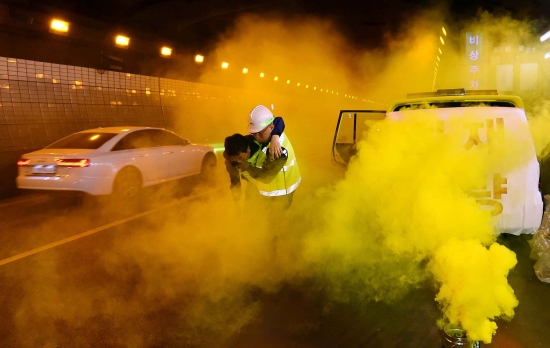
[297,82,300,86]
[439,48,442,54]
[440,36,445,45]
[286,80,290,84]
[195,54,204,63]
[541,31,550,42]
[260,72,265,77]
[50,19,69,35]
[115,35,130,48]
[274,76,278,81]
[442,27,447,36]
[160,47,172,57]
[545,51,550,59]
[221,62,229,69]
[242,68,248,74]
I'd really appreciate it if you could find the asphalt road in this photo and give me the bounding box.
[0,154,548,348]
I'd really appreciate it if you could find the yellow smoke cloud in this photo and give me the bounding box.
[429,239,518,343]
[301,109,525,342]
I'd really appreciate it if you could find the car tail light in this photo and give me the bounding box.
[56,159,90,167]
[17,158,30,166]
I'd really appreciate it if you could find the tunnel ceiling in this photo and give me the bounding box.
[4,0,550,52]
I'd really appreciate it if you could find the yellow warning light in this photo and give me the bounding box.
[160,47,172,57]
[50,19,69,35]
[195,54,204,63]
[221,62,229,69]
[242,68,248,74]
[115,35,130,48]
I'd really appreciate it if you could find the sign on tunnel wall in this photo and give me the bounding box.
[465,32,484,90]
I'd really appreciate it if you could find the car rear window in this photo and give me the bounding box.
[392,101,517,111]
[45,133,118,149]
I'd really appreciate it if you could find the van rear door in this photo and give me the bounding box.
[332,110,386,166]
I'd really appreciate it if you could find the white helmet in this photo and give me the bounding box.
[248,105,274,133]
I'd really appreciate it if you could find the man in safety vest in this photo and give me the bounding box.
[223,105,301,209]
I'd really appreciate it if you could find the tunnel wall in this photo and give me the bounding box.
[0,55,269,197]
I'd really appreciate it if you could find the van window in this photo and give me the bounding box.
[392,101,517,112]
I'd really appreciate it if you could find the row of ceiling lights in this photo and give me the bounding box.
[192,55,376,101]
[50,18,381,103]
[50,19,173,57]
[432,26,447,91]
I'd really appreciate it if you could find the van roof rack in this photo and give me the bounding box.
[406,88,498,98]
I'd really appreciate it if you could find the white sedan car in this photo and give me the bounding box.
[16,127,216,197]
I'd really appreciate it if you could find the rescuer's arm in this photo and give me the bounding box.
[223,151,242,201]
[270,117,285,160]
[241,148,288,184]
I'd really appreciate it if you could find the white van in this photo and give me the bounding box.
[332,88,543,235]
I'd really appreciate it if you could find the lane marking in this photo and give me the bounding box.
[0,153,333,266]
[0,189,218,267]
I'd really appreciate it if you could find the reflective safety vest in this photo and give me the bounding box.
[241,132,301,196]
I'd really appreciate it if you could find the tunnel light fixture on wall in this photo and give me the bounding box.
[541,31,550,42]
[115,35,130,48]
[195,54,204,63]
[297,82,300,86]
[439,48,442,54]
[50,19,69,35]
[260,72,265,77]
[442,27,447,36]
[545,52,550,59]
[160,47,172,57]
[221,62,229,69]
[242,68,248,74]
[440,36,445,45]
[274,76,278,81]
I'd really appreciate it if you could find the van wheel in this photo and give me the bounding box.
[200,153,217,186]
[113,168,142,199]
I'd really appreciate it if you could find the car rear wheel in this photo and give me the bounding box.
[200,153,217,186]
[113,168,142,199]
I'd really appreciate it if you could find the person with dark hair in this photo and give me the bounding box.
[223,105,301,209]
